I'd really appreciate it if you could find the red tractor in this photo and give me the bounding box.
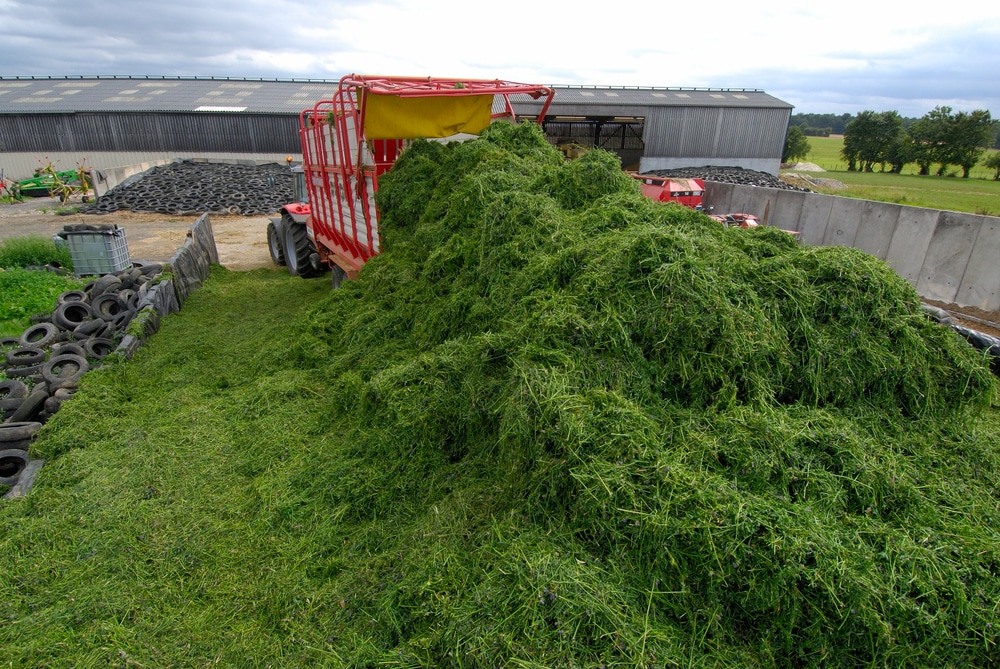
[268,75,555,286]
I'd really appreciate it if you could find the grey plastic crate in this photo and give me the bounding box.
[65,227,132,276]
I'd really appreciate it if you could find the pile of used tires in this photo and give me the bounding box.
[1,263,166,484]
[78,161,294,216]
[643,166,811,191]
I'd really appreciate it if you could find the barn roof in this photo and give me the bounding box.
[0,76,791,115]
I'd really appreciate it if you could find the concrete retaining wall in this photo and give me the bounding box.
[704,184,1000,314]
[91,159,173,197]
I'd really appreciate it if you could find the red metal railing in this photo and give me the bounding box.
[299,75,555,277]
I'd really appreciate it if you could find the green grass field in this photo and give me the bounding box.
[786,136,1000,215]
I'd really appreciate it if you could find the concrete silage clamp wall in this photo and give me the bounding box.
[705,184,1000,315]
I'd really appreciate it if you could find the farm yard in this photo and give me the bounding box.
[2,124,1000,667]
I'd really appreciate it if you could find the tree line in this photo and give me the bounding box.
[785,108,1000,179]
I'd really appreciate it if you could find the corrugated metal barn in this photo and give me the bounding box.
[514,86,793,174]
[0,76,338,181]
[0,76,792,181]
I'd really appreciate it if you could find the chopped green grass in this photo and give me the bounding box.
[3,124,1000,667]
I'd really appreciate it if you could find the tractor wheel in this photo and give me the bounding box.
[267,218,286,266]
[283,220,322,278]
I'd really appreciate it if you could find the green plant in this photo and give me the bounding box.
[0,268,82,336]
[0,235,73,270]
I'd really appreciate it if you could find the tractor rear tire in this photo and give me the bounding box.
[283,221,322,278]
[267,218,286,266]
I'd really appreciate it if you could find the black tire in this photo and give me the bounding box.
[41,354,89,385]
[47,378,78,393]
[283,220,322,278]
[267,218,286,266]
[43,396,62,415]
[57,289,89,305]
[1,439,31,452]
[6,347,46,367]
[0,336,22,351]
[52,342,86,358]
[53,301,95,331]
[0,422,42,443]
[5,364,43,379]
[88,274,122,297]
[83,338,116,360]
[0,449,30,486]
[9,388,48,423]
[0,380,29,401]
[1,399,23,422]
[91,293,126,320]
[19,322,60,348]
[73,318,105,340]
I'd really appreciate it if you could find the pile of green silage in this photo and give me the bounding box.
[290,122,1000,666]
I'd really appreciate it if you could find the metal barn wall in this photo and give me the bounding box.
[640,106,790,174]
[0,112,299,154]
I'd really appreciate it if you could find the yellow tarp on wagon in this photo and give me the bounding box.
[361,92,493,140]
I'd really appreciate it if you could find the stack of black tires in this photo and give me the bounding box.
[1,264,165,486]
[78,161,295,216]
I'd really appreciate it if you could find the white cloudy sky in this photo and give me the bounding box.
[2,0,998,118]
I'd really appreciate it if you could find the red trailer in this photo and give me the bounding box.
[268,75,555,286]
[632,174,707,210]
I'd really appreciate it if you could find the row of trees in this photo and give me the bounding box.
[842,107,996,178]
[788,113,855,136]
[790,112,1000,148]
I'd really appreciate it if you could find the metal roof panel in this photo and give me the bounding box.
[0,77,792,115]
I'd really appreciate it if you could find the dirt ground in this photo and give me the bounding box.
[0,194,273,271]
